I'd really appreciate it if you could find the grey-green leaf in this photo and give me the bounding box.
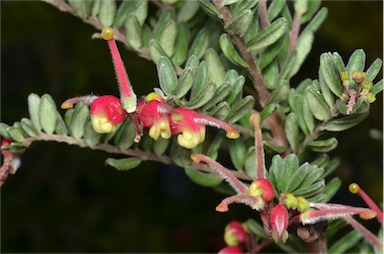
[106,157,142,171]
[185,168,222,187]
[125,15,143,50]
[224,9,253,37]
[20,118,39,138]
[219,33,248,67]
[285,113,299,153]
[305,87,332,121]
[83,117,102,148]
[280,154,299,193]
[322,177,341,202]
[328,231,363,254]
[226,95,255,124]
[157,56,178,96]
[307,138,338,153]
[205,48,226,86]
[172,22,190,66]
[319,53,343,97]
[98,0,116,27]
[69,103,89,139]
[229,138,246,171]
[39,94,58,135]
[28,93,42,132]
[189,28,209,60]
[247,17,287,51]
[324,113,368,132]
[174,67,194,98]
[186,81,216,109]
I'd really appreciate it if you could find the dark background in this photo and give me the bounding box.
[1,1,382,252]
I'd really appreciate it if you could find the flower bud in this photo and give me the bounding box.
[351,70,366,83]
[247,178,274,202]
[296,196,310,212]
[270,204,289,243]
[284,193,298,210]
[90,95,126,133]
[224,221,247,246]
[218,246,243,254]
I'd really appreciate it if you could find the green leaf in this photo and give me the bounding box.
[289,32,314,77]
[105,157,142,171]
[304,87,332,121]
[286,163,311,193]
[157,56,178,96]
[189,28,209,60]
[197,0,219,17]
[292,179,324,197]
[278,51,297,81]
[69,103,89,139]
[113,119,136,151]
[226,76,245,105]
[346,49,366,73]
[225,9,253,37]
[177,1,200,22]
[202,81,232,110]
[68,0,91,20]
[312,154,329,168]
[125,15,143,50]
[302,97,315,133]
[301,0,321,23]
[267,0,286,21]
[55,112,68,136]
[205,48,226,86]
[301,7,327,34]
[263,60,279,89]
[232,0,258,17]
[0,123,11,140]
[371,79,383,95]
[260,103,277,124]
[322,158,341,178]
[153,137,169,156]
[285,113,299,152]
[226,95,255,124]
[247,17,287,51]
[292,94,309,135]
[219,33,248,67]
[190,61,208,98]
[307,138,338,152]
[319,53,343,98]
[280,154,299,193]
[328,231,363,254]
[186,81,216,109]
[148,39,168,63]
[206,133,225,160]
[185,168,222,187]
[39,94,58,135]
[170,142,192,167]
[20,118,39,138]
[7,125,26,142]
[324,113,368,132]
[98,0,116,27]
[28,93,42,132]
[365,58,383,82]
[172,22,190,66]
[263,140,286,154]
[159,19,177,57]
[244,146,256,180]
[229,138,246,171]
[208,102,231,120]
[245,219,269,240]
[269,155,284,194]
[83,117,102,148]
[174,67,194,98]
[322,177,341,202]
[91,0,101,17]
[294,0,308,16]
[259,33,287,69]
[266,79,290,105]
[318,72,335,108]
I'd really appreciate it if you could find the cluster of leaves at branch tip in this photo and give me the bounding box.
[1,0,383,253]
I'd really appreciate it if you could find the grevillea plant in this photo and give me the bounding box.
[1,0,383,253]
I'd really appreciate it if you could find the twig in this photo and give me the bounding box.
[18,133,251,181]
[258,0,270,29]
[211,0,288,153]
[289,12,301,53]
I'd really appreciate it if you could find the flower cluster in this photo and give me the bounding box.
[191,113,381,251]
[60,27,239,149]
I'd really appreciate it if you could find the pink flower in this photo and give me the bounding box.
[247,178,274,202]
[270,204,289,243]
[218,246,243,254]
[136,93,172,140]
[61,95,126,133]
[224,221,247,246]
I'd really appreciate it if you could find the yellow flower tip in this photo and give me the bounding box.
[284,193,298,210]
[171,113,184,122]
[91,115,117,133]
[226,130,239,139]
[101,27,114,40]
[349,183,360,194]
[190,154,201,163]
[145,92,162,102]
[249,113,260,126]
[296,196,310,213]
[61,101,73,109]
[177,132,200,149]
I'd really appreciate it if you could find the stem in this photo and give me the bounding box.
[343,216,382,249]
[17,133,251,180]
[258,0,270,29]
[0,153,14,187]
[211,0,288,153]
[289,12,301,53]
[250,114,265,179]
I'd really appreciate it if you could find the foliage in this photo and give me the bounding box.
[1,0,383,253]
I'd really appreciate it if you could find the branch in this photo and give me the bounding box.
[289,12,301,53]
[258,0,270,29]
[212,0,288,153]
[17,133,251,181]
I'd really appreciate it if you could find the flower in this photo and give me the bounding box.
[270,204,289,243]
[247,178,274,202]
[61,95,126,133]
[101,28,137,113]
[136,93,172,140]
[90,95,126,133]
[218,246,243,254]
[224,221,247,246]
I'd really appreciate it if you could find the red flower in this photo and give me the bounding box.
[270,204,289,243]
[218,246,243,254]
[247,178,274,202]
[224,221,247,246]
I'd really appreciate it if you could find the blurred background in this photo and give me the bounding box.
[1,1,382,252]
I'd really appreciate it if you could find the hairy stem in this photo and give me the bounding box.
[18,133,251,181]
[289,12,301,53]
[258,0,270,29]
